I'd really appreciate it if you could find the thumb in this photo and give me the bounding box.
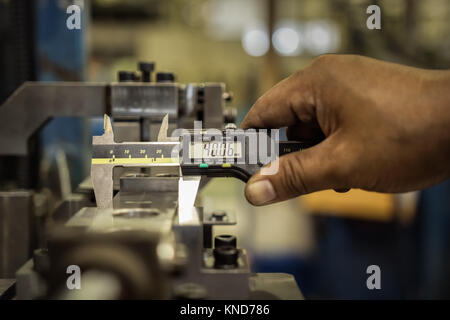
[244,137,346,205]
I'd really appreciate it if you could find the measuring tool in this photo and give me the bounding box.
[91,115,320,208]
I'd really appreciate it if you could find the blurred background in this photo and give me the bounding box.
[1,0,450,299]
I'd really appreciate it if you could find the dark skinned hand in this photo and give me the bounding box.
[241,54,450,206]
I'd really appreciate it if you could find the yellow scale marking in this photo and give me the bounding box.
[92,157,179,165]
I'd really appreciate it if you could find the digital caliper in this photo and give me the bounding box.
[92,117,319,182]
[91,115,320,208]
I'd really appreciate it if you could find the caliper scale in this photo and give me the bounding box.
[91,114,318,208]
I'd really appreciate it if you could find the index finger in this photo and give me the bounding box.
[240,70,316,130]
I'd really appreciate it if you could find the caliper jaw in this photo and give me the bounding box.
[91,115,199,215]
[91,115,116,208]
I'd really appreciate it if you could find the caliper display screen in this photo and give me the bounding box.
[189,141,242,159]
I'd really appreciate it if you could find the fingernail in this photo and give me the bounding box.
[246,180,277,205]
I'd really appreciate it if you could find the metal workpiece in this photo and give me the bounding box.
[249,273,304,300]
[32,249,49,275]
[0,82,108,155]
[182,84,199,117]
[46,228,172,299]
[66,204,175,236]
[199,247,251,300]
[0,279,15,300]
[16,260,44,300]
[110,83,179,118]
[41,182,180,299]
[70,174,178,235]
[170,200,251,299]
[120,175,179,192]
[51,193,94,223]
[203,83,226,129]
[174,282,207,300]
[0,191,35,278]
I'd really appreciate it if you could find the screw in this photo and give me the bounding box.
[138,62,155,82]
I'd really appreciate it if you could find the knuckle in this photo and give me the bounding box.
[309,54,335,69]
[287,70,317,112]
[290,69,306,82]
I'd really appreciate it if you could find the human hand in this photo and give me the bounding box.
[241,55,450,206]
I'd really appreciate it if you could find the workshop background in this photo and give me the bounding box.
[1,0,450,299]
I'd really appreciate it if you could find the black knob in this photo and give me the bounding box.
[215,234,237,248]
[118,71,140,82]
[156,72,175,83]
[213,246,239,269]
[138,62,155,82]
